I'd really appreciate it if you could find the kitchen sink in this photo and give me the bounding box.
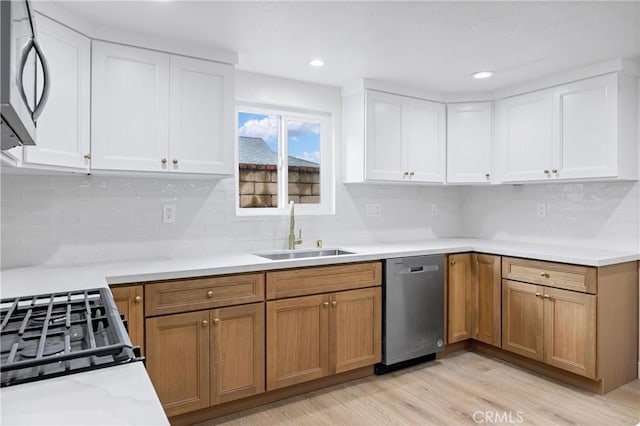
[255,249,354,260]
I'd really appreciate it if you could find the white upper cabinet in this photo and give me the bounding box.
[23,14,90,171]
[496,89,555,182]
[91,41,234,175]
[446,102,493,184]
[496,73,637,183]
[169,56,234,175]
[345,89,446,184]
[91,41,170,172]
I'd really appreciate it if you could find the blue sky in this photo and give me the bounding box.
[238,112,320,164]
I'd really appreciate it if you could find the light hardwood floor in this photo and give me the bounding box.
[198,351,640,425]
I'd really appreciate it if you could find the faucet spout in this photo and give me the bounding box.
[288,201,303,249]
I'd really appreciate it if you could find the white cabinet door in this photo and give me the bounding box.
[553,73,618,179]
[446,102,492,183]
[497,89,554,182]
[24,14,90,171]
[169,56,234,175]
[404,97,446,183]
[365,90,404,181]
[91,41,169,172]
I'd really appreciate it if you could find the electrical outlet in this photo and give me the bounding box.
[536,203,546,218]
[163,204,176,223]
[366,203,381,217]
[431,203,438,217]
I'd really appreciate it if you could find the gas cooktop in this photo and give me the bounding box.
[0,288,142,387]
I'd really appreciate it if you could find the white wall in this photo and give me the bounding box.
[461,181,640,253]
[0,72,463,268]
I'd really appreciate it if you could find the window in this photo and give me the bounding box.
[236,105,333,215]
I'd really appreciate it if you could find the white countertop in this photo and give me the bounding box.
[0,238,638,425]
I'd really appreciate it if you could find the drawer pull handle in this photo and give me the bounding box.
[543,295,551,299]
[323,302,329,307]
[540,272,550,278]
[202,320,208,326]
[207,290,214,298]
[213,318,220,325]
[134,296,142,303]
[331,301,337,307]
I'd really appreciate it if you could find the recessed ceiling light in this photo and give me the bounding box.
[309,59,325,67]
[472,71,494,79]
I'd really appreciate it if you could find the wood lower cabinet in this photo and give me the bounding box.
[502,279,596,378]
[146,310,211,416]
[447,253,472,343]
[266,286,381,391]
[266,294,331,390]
[211,303,265,405]
[147,303,265,416]
[111,285,145,355]
[472,254,501,346]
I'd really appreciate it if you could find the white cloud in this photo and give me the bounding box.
[239,115,278,142]
[300,151,321,164]
[288,121,320,141]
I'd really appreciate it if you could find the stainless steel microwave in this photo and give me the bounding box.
[0,0,50,150]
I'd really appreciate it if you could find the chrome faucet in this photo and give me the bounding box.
[288,201,303,249]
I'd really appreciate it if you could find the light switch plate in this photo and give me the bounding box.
[163,204,176,223]
[366,203,381,217]
[536,203,546,218]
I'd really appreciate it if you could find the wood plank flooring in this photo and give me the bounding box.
[197,351,640,425]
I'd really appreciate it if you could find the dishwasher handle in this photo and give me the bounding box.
[395,264,440,274]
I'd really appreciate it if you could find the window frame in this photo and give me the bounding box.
[235,103,334,216]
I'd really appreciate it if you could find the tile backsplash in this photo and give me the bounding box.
[1,173,463,268]
[461,181,640,253]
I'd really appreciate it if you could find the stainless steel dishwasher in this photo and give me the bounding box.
[376,255,445,374]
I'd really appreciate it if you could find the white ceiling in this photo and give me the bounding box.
[50,1,639,93]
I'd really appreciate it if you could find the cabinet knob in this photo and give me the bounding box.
[323,302,329,307]
[535,292,542,298]
[207,290,214,298]
[202,320,209,326]
[161,158,167,165]
[172,159,179,165]
[213,318,220,325]
[543,295,551,299]
[551,169,558,174]
[83,153,91,160]
[134,296,142,303]
[544,169,550,174]
[331,301,337,307]
[409,171,415,176]
[540,272,550,278]
[403,172,409,177]
[450,261,456,265]
[485,173,490,179]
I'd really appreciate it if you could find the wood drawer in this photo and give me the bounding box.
[266,262,382,300]
[502,257,596,294]
[145,272,265,316]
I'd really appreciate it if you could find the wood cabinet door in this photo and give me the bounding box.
[266,294,330,390]
[146,311,210,416]
[446,102,493,184]
[365,90,405,181]
[472,254,501,347]
[553,73,618,180]
[447,253,472,343]
[543,287,596,378]
[110,285,144,355]
[332,287,381,374]
[211,303,265,405]
[169,56,234,175]
[24,14,90,171]
[91,41,169,172]
[501,280,543,361]
[496,88,554,182]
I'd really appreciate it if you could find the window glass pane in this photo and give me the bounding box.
[238,112,279,208]
[287,120,320,205]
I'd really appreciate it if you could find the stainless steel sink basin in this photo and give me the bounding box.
[255,249,354,260]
